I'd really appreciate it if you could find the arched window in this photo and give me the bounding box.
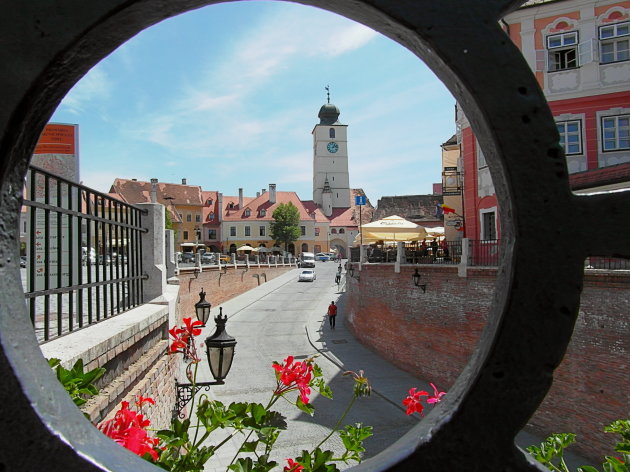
[339,228,345,234]
[329,128,335,138]
[301,243,308,252]
[331,228,337,234]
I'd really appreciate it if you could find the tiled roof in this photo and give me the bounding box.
[221,191,315,222]
[110,178,204,207]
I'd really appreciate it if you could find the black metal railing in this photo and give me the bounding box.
[585,257,630,270]
[467,239,501,267]
[22,165,147,343]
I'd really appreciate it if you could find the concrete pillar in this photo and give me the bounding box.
[395,241,403,273]
[165,229,176,278]
[137,203,166,302]
[458,237,470,278]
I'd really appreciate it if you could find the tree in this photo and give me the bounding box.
[270,202,301,251]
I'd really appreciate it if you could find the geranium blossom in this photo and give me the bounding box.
[403,387,428,416]
[427,383,446,404]
[168,318,202,362]
[284,458,304,472]
[272,356,314,404]
[98,401,160,461]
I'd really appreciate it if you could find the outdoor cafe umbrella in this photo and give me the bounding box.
[236,245,257,252]
[359,215,428,242]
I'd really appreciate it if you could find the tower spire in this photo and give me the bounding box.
[325,85,330,104]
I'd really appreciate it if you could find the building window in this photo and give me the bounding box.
[186,214,192,222]
[331,228,337,234]
[300,226,306,236]
[481,211,497,240]
[208,229,216,239]
[195,214,201,222]
[209,212,214,220]
[602,115,630,151]
[244,209,251,217]
[314,227,320,236]
[178,213,183,221]
[329,128,335,138]
[339,228,345,234]
[260,209,266,217]
[259,226,265,236]
[183,230,189,240]
[228,202,234,209]
[245,226,251,237]
[207,198,213,205]
[547,31,578,71]
[230,226,236,237]
[557,120,582,155]
[600,22,629,64]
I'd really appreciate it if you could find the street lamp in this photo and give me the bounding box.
[412,268,427,293]
[194,288,212,326]
[174,296,237,418]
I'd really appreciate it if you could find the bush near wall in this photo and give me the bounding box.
[345,265,628,463]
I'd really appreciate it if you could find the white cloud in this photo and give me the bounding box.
[57,68,112,115]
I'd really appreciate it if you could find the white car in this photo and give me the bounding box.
[298,269,316,282]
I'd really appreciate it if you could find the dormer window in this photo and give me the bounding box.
[228,202,235,209]
[209,212,215,220]
[206,198,213,205]
[260,209,267,217]
[244,208,251,217]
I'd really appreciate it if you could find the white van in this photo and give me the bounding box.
[300,252,315,268]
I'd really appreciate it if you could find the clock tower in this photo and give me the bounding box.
[312,96,350,217]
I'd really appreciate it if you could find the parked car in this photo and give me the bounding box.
[180,252,195,263]
[219,254,232,263]
[200,253,215,264]
[298,269,316,282]
[315,252,330,261]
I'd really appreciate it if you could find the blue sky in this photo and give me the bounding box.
[51,1,456,204]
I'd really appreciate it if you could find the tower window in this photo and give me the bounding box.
[329,128,335,138]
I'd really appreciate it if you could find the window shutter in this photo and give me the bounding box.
[578,39,597,65]
[535,49,546,72]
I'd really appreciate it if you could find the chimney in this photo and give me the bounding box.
[256,192,260,198]
[182,178,187,185]
[150,178,158,203]
[238,188,244,208]
[132,178,137,181]
[217,193,223,222]
[262,188,266,194]
[269,184,276,204]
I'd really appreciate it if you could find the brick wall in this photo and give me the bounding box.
[345,264,629,463]
[177,266,293,318]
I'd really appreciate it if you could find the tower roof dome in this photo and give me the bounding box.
[318,103,341,125]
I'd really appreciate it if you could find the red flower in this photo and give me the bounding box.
[403,388,428,416]
[168,326,187,353]
[284,458,304,472]
[135,395,155,407]
[182,317,203,337]
[427,383,446,404]
[272,356,314,404]
[98,401,160,461]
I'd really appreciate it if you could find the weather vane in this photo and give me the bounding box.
[325,85,330,104]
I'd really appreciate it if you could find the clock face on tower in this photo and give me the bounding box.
[327,142,339,153]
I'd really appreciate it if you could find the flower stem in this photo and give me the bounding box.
[314,395,356,451]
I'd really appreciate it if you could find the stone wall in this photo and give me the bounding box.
[345,264,629,462]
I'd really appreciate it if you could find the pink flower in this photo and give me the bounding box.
[427,383,446,404]
[284,458,304,472]
[403,388,428,416]
[272,356,314,404]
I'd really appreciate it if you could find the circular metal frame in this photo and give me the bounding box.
[0,1,627,471]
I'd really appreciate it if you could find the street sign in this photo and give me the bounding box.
[355,195,366,206]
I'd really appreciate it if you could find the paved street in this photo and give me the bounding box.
[184,261,420,472]
[179,261,588,472]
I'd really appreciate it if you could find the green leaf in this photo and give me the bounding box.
[240,440,259,453]
[295,398,315,416]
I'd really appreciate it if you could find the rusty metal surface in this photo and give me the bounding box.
[0,0,628,471]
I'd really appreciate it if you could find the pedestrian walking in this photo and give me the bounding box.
[327,301,337,329]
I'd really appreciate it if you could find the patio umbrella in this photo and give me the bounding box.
[360,215,428,242]
[257,246,270,253]
[236,245,256,252]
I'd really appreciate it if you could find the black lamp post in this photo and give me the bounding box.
[174,299,237,418]
[412,268,427,293]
